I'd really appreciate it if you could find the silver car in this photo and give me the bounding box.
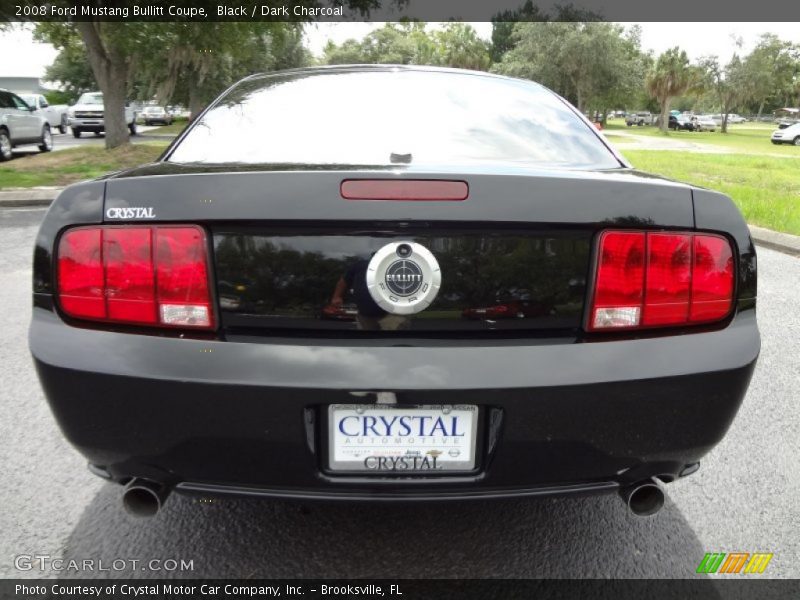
[0,89,53,161]
[141,105,173,126]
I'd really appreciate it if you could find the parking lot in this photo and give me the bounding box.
[6,125,167,158]
[1,205,797,579]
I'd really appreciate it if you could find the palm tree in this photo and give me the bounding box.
[646,48,696,133]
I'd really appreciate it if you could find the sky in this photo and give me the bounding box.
[1,22,798,80]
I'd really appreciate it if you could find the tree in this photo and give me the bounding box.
[137,23,310,116]
[490,3,601,64]
[646,48,701,133]
[490,0,545,63]
[492,22,648,117]
[36,21,147,149]
[35,21,311,148]
[432,23,491,71]
[742,34,798,118]
[35,26,98,102]
[43,44,98,101]
[322,22,490,71]
[699,55,749,133]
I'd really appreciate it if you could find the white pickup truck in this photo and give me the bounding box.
[20,94,69,134]
[67,91,137,138]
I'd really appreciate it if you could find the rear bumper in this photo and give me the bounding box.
[30,306,759,500]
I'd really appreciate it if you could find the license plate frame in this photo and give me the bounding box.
[325,404,481,475]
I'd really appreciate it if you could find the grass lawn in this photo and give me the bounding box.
[605,119,800,156]
[623,150,800,236]
[141,121,188,136]
[0,143,168,189]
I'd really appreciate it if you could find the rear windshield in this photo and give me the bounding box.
[168,69,620,169]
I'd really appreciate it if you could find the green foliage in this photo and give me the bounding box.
[35,26,98,101]
[646,47,704,131]
[136,23,311,114]
[42,89,73,105]
[740,34,799,114]
[492,22,648,115]
[698,54,750,132]
[490,0,545,63]
[35,21,311,118]
[322,23,490,71]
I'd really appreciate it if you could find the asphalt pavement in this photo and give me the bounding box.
[7,125,168,158]
[0,206,797,579]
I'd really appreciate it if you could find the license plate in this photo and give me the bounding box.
[328,404,478,473]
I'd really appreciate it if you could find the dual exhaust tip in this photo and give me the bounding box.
[122,477,666,518]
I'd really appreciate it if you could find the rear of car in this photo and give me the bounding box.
[30,67,759,515]
[141,106,173,125]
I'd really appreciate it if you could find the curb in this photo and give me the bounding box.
[748,225,800,257]
[1,189,799,257]
[0,188,58,207]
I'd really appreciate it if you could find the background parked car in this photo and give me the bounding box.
[19,94,68,134]
[625,111,654,126]
[771,122,800,145]
[67,92,137,138]
[141,106,174,126]
[711,113,748,125]
[668,115,695,131]
[692,115,717,132]
[0,88,52,161]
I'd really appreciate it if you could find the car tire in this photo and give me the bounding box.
[794,137,800,147]
[38,126,53,153]
[627,123,632,127]
[129,122,138,136]
[0,129,12,161]
[72,128,81,138]
[771,140,781,145]
[58,117,67,135]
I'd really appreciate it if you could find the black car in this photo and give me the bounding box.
[30,66,759,518]
[669,114,695,131]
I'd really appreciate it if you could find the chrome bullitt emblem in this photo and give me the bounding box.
[366,242,441,315]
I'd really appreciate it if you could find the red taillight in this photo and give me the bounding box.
[58,228,105,319]
[643,233,691,326]
[591,231,645,329]
[57,225,214,329]
[690,235,734,323]
[341,179,469,201]
[589,231,733,331]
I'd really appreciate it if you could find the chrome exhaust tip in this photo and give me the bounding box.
[620,477,665,516]
[122,478,169,518]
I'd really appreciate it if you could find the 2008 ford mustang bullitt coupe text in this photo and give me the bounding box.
[29,66,759,517]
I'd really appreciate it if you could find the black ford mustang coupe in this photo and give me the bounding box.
[29,66,759,517]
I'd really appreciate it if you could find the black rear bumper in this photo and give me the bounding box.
[30,306,759,500]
